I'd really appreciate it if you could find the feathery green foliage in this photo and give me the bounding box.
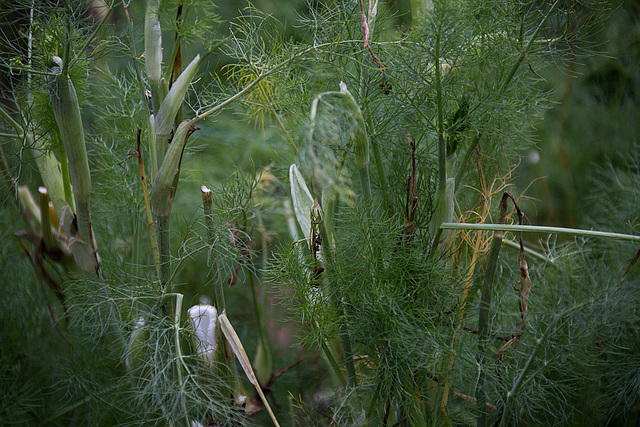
[1,0,638,425]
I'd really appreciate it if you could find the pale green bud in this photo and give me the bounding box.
[253,339,272,389]
[18,185,40,223]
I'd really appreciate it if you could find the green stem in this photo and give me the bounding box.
[249,274,266,349]
[435,34,445,195]
[430,32,452,252]
[75,197,92,246]
[0,107,21,195]
[0,104,22,133]
[476,230,503,426]
[59,149,74,211]
[159,215,171,290]
[38,187,55,251]
[320,227,358,388]
[440,222,640,243]
[371,139,390,211]
[476,193,509,426]
[0,141,16,194]
[171,292,189,427]
[321,341,348,388]
[191,40,363,125]
[359,166,372,201]
[499,329,547,425]
[502,239,555,264]
[498,303,582,425]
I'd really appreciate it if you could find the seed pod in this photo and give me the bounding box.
[148,114,159,182]
[219,313,280,426]
[38,187,55,252]
[145,0,165,115]
[155,54,201,140]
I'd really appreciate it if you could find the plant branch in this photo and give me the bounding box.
[191,41,362,124]
[476,192,509,426]
[440,223,640,243]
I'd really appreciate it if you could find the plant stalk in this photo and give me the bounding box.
[440,222,640,243]
[476,192,509,426]
[159,215,171,290]
[320,225,358,388]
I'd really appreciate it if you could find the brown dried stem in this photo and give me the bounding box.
[358,0,390,93]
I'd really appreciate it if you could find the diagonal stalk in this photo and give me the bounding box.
[439,223,640,243]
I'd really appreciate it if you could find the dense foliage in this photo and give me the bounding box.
[1,1,638,426]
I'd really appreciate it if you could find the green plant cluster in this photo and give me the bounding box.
[0,0,638,426]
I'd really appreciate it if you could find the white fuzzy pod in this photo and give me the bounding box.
[187,305,218,361]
